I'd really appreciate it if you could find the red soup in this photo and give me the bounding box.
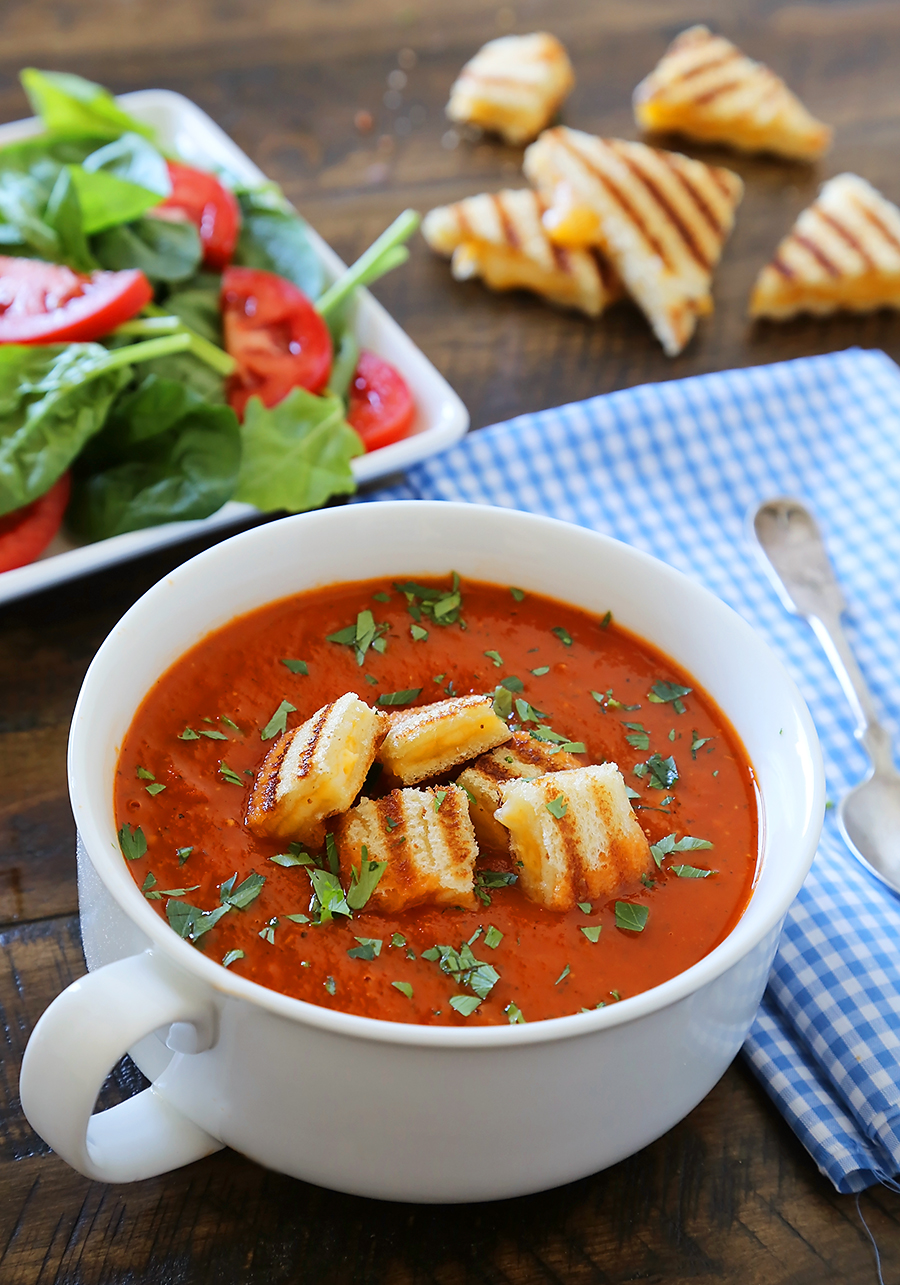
[115,574,759,1026]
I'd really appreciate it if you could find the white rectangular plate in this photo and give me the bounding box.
[0,89,469,606]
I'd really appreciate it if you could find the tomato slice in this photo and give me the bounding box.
[221,266,333,420]
[158,162,240,270]
[0,473,71,574]
[346,351,416,451]
[0,258,152,344]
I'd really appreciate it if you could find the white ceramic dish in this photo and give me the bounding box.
[20,503,824,1201]
[0,91,469,607]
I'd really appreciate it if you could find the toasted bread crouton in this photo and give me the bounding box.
[457,731,584,853]
[421,188,619,317]
[378,694,512,785]
[246,692,388,845]
[749,174,900,320]
[335,785,478,913]
[523,127,743,355]
[446,33,575,145]
[633,26,831,162]
[494,763,652,910]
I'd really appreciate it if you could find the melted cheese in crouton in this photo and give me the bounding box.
[494,763,652,910]
[335,785,478,913]
[378,694,511,785]
[246,692,388,845]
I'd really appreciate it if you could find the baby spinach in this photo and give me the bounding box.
[92,215,201,282]
[233,184,323,300]
[21,68,155,142]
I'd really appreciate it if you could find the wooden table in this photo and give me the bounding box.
[3,1,900,1280]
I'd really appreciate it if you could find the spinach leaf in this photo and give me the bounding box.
[81,132,169,196]
[44,166,95,271]
[68,373,240,539]
[91,216,201,282]
[0,168,58,257]
[67,164,161,235]
[160,273,223,345]
[235,388,362,513]
[138,350,226,404]
[233,185,323,299]
[21,69,155,142]
[0,343,130,516]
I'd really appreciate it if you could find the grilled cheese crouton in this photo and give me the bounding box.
[494,763,652,911]
[524,127,743,356]
[247,693,388,845]
[335,786,478,913]
[750,174,900,319]
[378,693,512,785]
[634,26,831,163]
[458,731,584,853]
[446,33,575,145]
[421,188,619,317]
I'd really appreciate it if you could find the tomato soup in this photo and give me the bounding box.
[115,575,759,1026]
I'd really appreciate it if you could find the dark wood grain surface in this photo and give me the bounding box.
[2,1,900,1280]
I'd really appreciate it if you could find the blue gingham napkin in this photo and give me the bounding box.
[367,348,900,1193]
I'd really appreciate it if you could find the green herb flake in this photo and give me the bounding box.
[410,624,429,642]
[259,917,278,944]
[178,726,200,740]
[509,587,525,602]
[484,649,504,667]
[668,729,676,742]
[641,873,656,888]
[691,730,712,759]
[348,936,383,960]
[285,913,311,924]
[218,762,245,786]
[372,591,391,603]
[392,980,414,999]
[327,609,390,666]
[176,846,193,865]
[377,688,422,707]
[422,940,500,999]
[449,995,481,1016]
[269,846,315,867]
[600,610,613,629]
[634,753,679,791]
[165,899,230,943]
[575,904,592,918]
[551,626,573,647]
[324,976,337,996]
[433,789,448,811]
[393,574,464,627]
[391,932,407,948]
[530,666,550,676]
[219,871,265,910]
[260,698,297,740]
[433,673,446,683]
[622,721,650,751]
[647,680,692,714]
[347,855,388,910]
[555,964,571,985]
[484,925,503,949]
[222,949,245,968]
[649,833,714,867]
[199,729,229,741]
[546,794,568,819]
[118,823,147,861]
[581,925,602,943]
[671,864,714,878]
[474,869,517,905]
[281,658,309,675]
[221,717,242,733]
[506,1002,525,1024]
[146,782,166,796]
[141,872,157,897]
[492,686,514,720]
[615,902,649,932]
[136,766,155,780]
[610,989,622,1002]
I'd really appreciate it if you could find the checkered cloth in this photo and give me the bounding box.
[367,348,900,1193]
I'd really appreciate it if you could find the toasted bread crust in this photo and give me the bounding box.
[378,693,512,785]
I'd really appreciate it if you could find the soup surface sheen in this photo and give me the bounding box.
[116,575,758,1026]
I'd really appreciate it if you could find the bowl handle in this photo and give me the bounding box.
[19,949,223,1182]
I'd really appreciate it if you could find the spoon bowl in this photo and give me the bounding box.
[839,772,900,894]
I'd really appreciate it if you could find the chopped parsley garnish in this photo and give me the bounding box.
[641,873,656,888]
[633,753,679,790]
[222,949,244,968]
[450,995,481,1016]
[600,610,612,629]
[392,981,414,999]
[136,766,155,780]
[325,976,336,996]
[177,726,200,741]
[218,762,245,786]
[691,730,712,759]
[348,937,383,960]
[281,658,309,675]
[509,587,525,602]
[146,782,166,796]
[269,845,316,867]
[372,591,391,603]
[144,880,198,900]
[165,899,230,943]
[325,832,340,876]
[555,964,571,985]
[347,855,387,910]
[492,686,514,720]
[484,650,504,667]
[649,833,713,868]
[327,609,390,665]
[670,864,714,878]
[422,941,499,998]
[668,729,676,742]
[484,925,503,949]
[377,688,422,707]
[141,872,156,896]
[578,902,592,914]
[515,698,545,724]
[622,721,650,751]
[581,925,602,943]
[648,680,692,714]
[506,1002,525,1024]
[530,666,550,676]
[259,917,278,944]
[433,673,445,682]
[590,688,640,713]
[220,717,241,733]
[499,675,524,693]
[474,869,517,906]
[365,674,378,686]
[459,783,477,807]
[615,902,649,932]
[551,626,572,647]
[610,989,622,1002]
[260,699,296,741]
[285,913,310,924]
[433,789,448,811]
[546,794,568,819]
[528,727,585,754]
[118,823,147,861]
[200,729,229,741]
[410,624,429,642]
[177,846,193,865]
[220,871,265,909]
[391,932,407,948]
[394,573,464,626]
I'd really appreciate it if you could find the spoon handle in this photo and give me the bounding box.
[752,498,894,772]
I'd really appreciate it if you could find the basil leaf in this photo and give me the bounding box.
[691,730,712,759]
[392,981,414,999]
[635,753,679,791]
[324,976,337,995]
[615,902,649,932]
[92,216,202,282]
[530,666,550,676]
[199,729,229,741]
[492,686,514,720]
[260,699,296,741]
[600,610,613,628]
[347,857,387,910]
[449,995,481,1016]
[233,184,324,299]
[21,69,155,142]
[176,847,193,864]
[222,949,244,968]
[555,964,571,985]
[270,847,315,867]
[348,937,383,961]
[581,925,602,943]
[393,574,463,627]
[220,871,265,909]
[146,782,166,796]
[281,658,309,675]
[178,726,200,741]
[476,870,517,889]
[622,721,650,751]
[499,675,524,693]
[484,925,503,949]
[118,823,146,861]
[484,650,503,667]
[546,794,568,819]
[551,626,572,647]
[165,899,230,942]
[506,1002,525,1023]
[509,587,525,602]
[218,762,244,786]
[670,864,714,878]
[307,867,352,922]
[647,680,692,714]
[433,789,448,811]
[377,688,421,707]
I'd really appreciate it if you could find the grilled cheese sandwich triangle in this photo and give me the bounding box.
[524,127,742,355]
[446,32,575,145]
[633,25,832,162]
[750,174,900,320]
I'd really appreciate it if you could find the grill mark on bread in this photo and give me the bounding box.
[854,200,900,255]
[659,153,723,236]
[674,50,740,84]
[491,193,520,249]
[708,168,735,199]
[593,247,615,289]
[295,704,330,779]
[791,231,840,278]
[771,255,794,279]
[816,210,875,268]
[692,78,741,107]
[257,732,293,812]
[557,132,672,269]
[610,142,711,270]
[438,790,477,872]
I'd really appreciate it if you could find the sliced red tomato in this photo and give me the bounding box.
[221,266,333,420]
[0,473,70,574]
[0,258,152,345]
[158,162,240,270]
[346,350,416,452]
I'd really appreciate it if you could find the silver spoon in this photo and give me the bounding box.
[753,497,900,897]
